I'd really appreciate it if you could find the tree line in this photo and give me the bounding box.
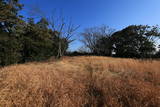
[0,0,160,67]
[0,0,78,66]
[81,25,160,58]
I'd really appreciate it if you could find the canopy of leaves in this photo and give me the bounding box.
[112,25,160,58]
[0,0,69,66]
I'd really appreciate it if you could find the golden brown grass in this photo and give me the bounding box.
[0,56,160,107]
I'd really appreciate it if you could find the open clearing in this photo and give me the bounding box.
[0,56,160,107]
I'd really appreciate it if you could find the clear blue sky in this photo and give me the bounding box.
[20,0,160,51]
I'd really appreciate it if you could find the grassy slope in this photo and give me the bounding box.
[0,56,160,107]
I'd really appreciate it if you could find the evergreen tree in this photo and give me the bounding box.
[0,0,23,34]
[0,0,23,66]
[112,25,159,58]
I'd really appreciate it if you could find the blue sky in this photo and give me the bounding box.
[20,0,160,51]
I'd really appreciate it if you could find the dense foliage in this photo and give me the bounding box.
[0,0,68,66]
[112,25,159,58]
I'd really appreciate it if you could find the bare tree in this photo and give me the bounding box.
[27,6,80,58]
[48,13,80,58]
[81,25,115,53]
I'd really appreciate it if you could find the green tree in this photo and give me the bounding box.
[0,0,23,66]
[0,0,23,34]
[0,31,21,66]
[94,36,113,56]
[112,25,160,58]
[0,1,72,66]
[20,18,53,62]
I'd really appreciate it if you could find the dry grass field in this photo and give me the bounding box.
[0,56,160,107]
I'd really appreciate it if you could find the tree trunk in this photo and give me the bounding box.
[57,41,62,59]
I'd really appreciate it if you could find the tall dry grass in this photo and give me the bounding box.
[0,56,160,107]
